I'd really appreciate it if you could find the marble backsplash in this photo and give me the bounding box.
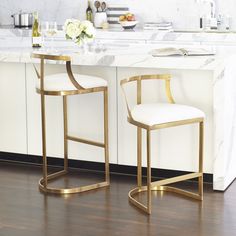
[0,0,235,30]
[0,0,86,26]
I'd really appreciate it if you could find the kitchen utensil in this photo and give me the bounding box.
[101,2,107,12]
[94,1,101,12]
[11,11,33,28]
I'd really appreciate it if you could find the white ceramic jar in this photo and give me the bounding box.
[94,12,107,28]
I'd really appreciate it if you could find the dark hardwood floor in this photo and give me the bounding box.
[0,161,235,236]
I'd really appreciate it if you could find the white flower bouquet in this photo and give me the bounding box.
[64,19,95,45]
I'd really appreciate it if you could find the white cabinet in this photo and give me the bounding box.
[0,61,214,174]
[26,64,64,158]
[0,62,27,153]
[26,64,117,164]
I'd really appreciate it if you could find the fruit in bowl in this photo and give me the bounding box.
[119,13,136,22]
[119,13,138,29]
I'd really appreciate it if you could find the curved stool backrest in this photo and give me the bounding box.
[31,53,85,92]
[120,74,175,120]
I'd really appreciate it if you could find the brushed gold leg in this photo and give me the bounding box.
[104,89,110,184]
[198,121,204,199]
[147,130,151,214]
[128,129,151,215]
[40,93,47,189]
[137,127,142,188]
[63,96,68,172]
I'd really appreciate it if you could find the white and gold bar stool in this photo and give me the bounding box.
[31,53,110,194]
[120,74,204,214]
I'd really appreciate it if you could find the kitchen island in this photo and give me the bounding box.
[0,32,236,191]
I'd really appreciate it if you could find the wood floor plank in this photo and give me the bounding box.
[0,161,235,236]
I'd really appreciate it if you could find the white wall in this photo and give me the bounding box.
[0,0,235,30]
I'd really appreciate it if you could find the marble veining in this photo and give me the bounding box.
[200,58,216,69]
[96,55,115,66]
[213,69,225,86]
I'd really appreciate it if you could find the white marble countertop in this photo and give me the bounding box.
[1,27,236,45]
[96,29,236,45]
[0,27,235,72]
[0,34,229,72]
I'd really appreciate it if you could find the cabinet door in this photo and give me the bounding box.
[26,64,64,158]
[0,62,27,153]
[26,64,117,164]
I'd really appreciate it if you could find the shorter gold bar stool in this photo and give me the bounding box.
[120,74,204,214]
[32,53,110,194]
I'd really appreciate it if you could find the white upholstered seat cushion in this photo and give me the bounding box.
[131,103,205,126]
[36,73,107,91]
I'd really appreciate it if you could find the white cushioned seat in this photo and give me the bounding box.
[37,73,107,91]
[131,103,205,126]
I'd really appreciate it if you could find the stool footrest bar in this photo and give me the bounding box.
[67,135,105,148]
[39,169,109,194]
[46,169,67,181]
[151,172,202,187]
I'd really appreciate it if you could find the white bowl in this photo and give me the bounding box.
[119,20,138,29]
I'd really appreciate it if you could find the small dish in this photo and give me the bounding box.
[119,21,138,30]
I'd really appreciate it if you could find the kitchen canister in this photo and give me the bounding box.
[94,12,107,28]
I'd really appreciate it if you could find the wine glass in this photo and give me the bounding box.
[38,21,48,49]
[45,21,58,52]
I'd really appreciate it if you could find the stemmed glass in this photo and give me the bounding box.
[43,21,58,52]
[38,21,48,50]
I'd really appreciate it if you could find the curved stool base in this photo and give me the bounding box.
[39,170,110,194]
[129,182,203,214]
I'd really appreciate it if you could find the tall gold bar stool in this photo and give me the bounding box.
[120,74,204,214]
[31,53,110,194]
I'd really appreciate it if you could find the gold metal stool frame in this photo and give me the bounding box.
[32,53,110,194]
[120,74,204,214]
